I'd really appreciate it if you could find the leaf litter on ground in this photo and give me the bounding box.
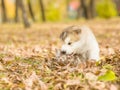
[0,19,120,90]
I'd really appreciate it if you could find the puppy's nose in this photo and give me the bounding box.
[61,51,66,54]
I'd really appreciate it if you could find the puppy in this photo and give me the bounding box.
[60,25,100,61]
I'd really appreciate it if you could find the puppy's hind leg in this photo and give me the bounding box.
[88,50,99,61]
[85,51,99,68]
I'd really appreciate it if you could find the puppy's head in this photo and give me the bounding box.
[60,26,81,55]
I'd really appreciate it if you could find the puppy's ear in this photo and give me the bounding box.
[60,31,67,41]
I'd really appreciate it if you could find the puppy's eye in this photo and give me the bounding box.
[68,42,72,45]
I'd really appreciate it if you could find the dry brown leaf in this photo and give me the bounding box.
[66,79,80,86]
[24,71,47,90]
[85,72,97,81]
[0,62,4,71]
[110,84,118,90]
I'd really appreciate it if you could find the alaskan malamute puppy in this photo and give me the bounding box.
[60,25,100,61]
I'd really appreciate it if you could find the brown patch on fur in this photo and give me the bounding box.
[60,25,81,42]
[68,32,80,43]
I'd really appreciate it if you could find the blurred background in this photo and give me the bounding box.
[1,1,120,90]
[0,0,120,27]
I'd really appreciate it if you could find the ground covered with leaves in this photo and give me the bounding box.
[0,19,120,90]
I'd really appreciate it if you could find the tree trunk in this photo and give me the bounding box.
[1,0,7,22]
[15,0,19,22]
[114,0,120,15]
[80,0,88,19]
[89,0,95,18]
[28,0,35,21]
[16,0,30,28]
[39,0,46,22]
[80,0,95,19]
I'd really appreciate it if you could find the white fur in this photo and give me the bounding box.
[61,26,100,61]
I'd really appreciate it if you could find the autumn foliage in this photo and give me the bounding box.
[0,19,120,90]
